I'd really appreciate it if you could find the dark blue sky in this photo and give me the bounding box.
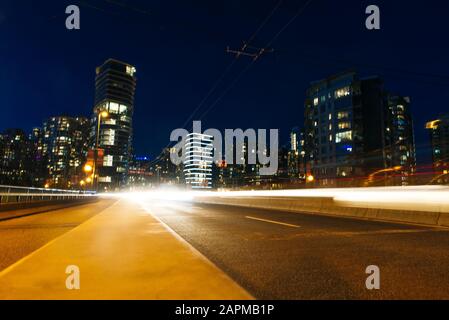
[1,0,448,165]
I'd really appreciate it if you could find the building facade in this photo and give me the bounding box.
[29,127,47,187]
[383,95,416,186]
[0,129,32,186]
[183,133,213,189]
[42,117,90,189]
[127,155,154,189]
[288,127,306,182]
[304,71,416,187]
[153,148,183,186]
[92,59,137,191]
[426,114,449,184]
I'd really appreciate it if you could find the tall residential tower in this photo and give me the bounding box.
[426,114,449,184]
[303,71,416,187]
[92,59,137,191]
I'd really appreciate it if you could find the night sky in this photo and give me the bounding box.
[1,0,448,165]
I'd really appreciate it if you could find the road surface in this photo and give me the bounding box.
[141,200,449,299]
[2,198,449,299]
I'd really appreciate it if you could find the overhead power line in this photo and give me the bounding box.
[199,0,317,121]
[148,0,287,166]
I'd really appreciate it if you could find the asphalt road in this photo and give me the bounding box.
[143,200,449,299]
[0,199,115,272]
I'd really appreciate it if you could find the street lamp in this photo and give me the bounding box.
[93,110,109,191]
[83,164,93,173]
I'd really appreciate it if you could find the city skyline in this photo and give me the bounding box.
[1,65,441,190]
[0,60,444,171]
[1,1,449,163]
[2,0,449,305]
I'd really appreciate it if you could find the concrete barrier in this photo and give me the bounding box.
[194,195,449,228]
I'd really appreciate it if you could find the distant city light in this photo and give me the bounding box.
[307,175,315,182]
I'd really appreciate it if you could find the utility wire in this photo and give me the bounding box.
[148,0,285,166]
[180,0,284,131]
[198,0,316,121]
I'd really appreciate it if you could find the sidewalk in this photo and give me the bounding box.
[0,199,252,300]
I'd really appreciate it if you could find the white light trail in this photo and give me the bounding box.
[102,185,449,213]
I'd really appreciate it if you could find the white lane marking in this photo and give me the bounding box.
[245,216,301,228]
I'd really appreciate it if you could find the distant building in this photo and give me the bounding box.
[304,71,416,187]
[92,59,137,191]
[127,155,154,189]
[288,127,306,182]
[153,148,183,186]
[213,141,262,190]
[183,133,213,189]
[29,127,47,187]
[383,95,416,186]
[0,129,32,186]
[42,117,90,189]
[426,114,449,184]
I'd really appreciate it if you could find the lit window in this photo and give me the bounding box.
[337,111,349,119]
[335,87,351,99]
[109,102,119,114]
[313,98,319,106]
[126,66,136,76]
[335,131,353,143]
[102,129,116,146]
[119,104,128,114]
[104,119,117,125]
[103,155,113,167]
[98,176,112,183]
[338,122,351,130]
[120,116,131,123]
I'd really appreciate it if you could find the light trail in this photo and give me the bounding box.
[104,185,449,214]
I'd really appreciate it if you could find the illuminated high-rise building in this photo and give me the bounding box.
[0,129,32,186]
[426,114,449,184]
[42,117,90,188]
[288,127,306,180]
[91,59,137,191]
[183,133,213,189]
[304,71,416,187]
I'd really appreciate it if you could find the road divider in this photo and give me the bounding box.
[193,194,449,228]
